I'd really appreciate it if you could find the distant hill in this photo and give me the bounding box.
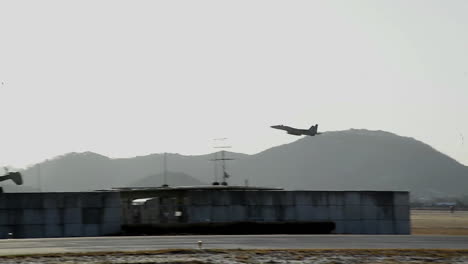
[15,152,214,192]
[233,129,468,197]
[10,129,468,198]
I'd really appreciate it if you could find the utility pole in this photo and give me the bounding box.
[37,164,42,192]
[162,152,168,187]
[212,151,219,185]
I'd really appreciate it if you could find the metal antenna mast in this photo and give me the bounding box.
[37,164,42,192]
[212,151,219,185]
[162,152,169,187]
[211,138,233,186]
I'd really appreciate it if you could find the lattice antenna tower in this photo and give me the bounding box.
[211,138,234,186]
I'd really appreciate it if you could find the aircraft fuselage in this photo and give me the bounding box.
[271,124,320,136]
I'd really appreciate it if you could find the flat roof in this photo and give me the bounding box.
[111,185,283,192]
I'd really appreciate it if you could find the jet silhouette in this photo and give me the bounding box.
[271,124,321,136]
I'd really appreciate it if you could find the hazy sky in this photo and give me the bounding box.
[1,0,467,168]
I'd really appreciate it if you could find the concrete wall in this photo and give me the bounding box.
[123,190,410,234]
[0,192,121,238]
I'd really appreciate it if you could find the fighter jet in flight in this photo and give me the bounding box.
[271,124,321,136]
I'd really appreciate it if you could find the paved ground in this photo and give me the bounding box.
[1,235,468,255]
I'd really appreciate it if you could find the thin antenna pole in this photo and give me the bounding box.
[163,152,168,187]
[37,163,42,192]
[221,150,226,182]
[213,152,218,183]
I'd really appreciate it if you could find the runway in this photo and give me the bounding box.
[0,235,468,255]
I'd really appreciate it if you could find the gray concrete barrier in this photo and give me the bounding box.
[0,192,121,238]
[121,189,410,235]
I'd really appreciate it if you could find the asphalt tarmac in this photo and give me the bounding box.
[0,235,467,256]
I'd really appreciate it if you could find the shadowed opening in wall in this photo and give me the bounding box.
[122,221,336,235]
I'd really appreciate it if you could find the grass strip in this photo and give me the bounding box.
[1,248,468,259]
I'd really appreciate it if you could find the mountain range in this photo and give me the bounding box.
[5,129,468,198]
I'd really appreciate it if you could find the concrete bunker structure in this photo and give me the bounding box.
[0,192,121,239]
[0,187,410,238]
[119,186,410,235]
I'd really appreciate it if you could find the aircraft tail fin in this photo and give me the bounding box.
[309,124,318,134]
[0,172,23,185]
